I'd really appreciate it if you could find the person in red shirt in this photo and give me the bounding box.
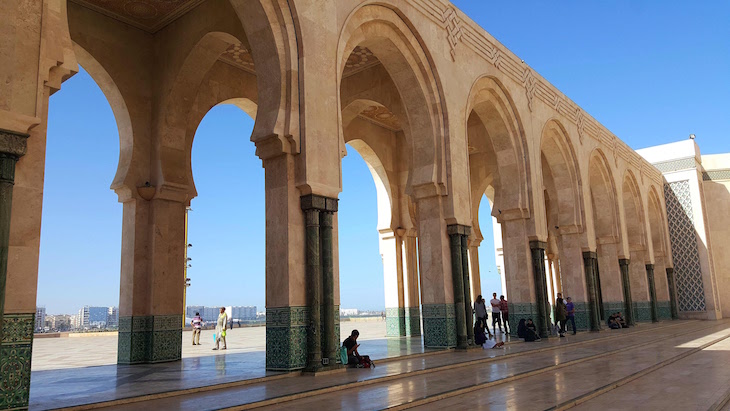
[499,295,510,334]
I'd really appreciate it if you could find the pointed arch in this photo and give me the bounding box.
[540,119,584,232]
[588,148,620,243]
[466,76,530,221]
[622,170,646,250]
[337,4,447,198]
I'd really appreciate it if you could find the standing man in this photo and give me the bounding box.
[566,297,576,335]
[555,293,567,337]
[490,292,503,334]
[191,312,203,345]
[499,295,510,334]
[474,295,491,337]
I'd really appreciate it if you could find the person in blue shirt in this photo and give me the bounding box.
[565,297,576,335]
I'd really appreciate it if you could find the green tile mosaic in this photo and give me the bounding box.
[422,304,456,348]
[405,307,421,337]
[385,307,406,337]
[633,301,653,322]
[657,301,672,320]
[118,315,181,365]
[266,306,308,370]
[507,302,539,337]
[0,313,34,410]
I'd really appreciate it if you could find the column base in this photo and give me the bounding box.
[507,302,540,337]
[633,301,653,322]
[0,313,33,410]
[422,304,456,348]
[405,307,421,337]
[266,307,308,371]
[385,307,406,337]
[117,315,182,365]
[657,301,672,320]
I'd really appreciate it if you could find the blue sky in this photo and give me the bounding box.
[37,2,728,314]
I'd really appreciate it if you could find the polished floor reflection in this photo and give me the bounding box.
[35,320,730,410]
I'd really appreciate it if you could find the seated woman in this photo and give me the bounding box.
[517,319,541,342]
[474,322,488,346]
[607,314,621,329]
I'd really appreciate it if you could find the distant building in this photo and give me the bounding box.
[185,305,258,323]
[107,307,119,328]
[76,306,112,329]
[231,306,257,320]
[35,307,46,332]
[47,314,72,331]
[340,308,359,316]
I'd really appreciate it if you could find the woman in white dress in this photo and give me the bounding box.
[213,307,228,350]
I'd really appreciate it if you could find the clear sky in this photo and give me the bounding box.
[37,2,728,314]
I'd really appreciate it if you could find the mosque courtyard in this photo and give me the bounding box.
[30,320,730,410]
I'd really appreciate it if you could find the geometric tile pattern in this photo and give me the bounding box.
[571,302,593,332]
[507,302,541,337]
[653,157,697,173]
[702,170,730,181]
[657,301,672,320]
[664,180,706,312]
[343,46,381,77]
[118,315,182,365]
[0,313,33,410]
[71,0,205,33]
[422,304,456,348]
[602,301,626,319]
[405,307,421,337]
[219,43,256,75]
[266,306,308,371]
[385,307,406,337]
[633,301,653,322]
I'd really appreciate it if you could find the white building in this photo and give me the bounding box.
[35,307,46,332]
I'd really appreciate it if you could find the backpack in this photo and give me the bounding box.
[337,346,348,365]
[358,355,373,368]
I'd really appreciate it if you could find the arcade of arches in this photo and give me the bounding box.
[1,1,724,408]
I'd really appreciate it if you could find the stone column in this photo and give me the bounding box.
[320,211,336,365]
[300,194,338,371]
[460,231,474,345]
[666,268,678,320]
[447,224,468,349]
[582,251,601,331]
[501,219,536,336]
[403,232,421,336]
[467,241,482,301]
[619,259,635,326]
[558,233,589,330]
[0,131,28,339]
[646,264,659,322]
[529,241,550,339]
[382,230,405,337]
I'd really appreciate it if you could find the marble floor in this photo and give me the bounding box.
[32,320,513,410]
[39,319,726,411]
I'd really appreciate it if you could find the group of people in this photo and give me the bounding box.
[553,293,576,337]
[608,312,629,329]
[190,307,230,350]
[474,293,510,335]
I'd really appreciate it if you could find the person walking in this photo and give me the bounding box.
[565,297,576,335]
[191,312,203,345]
[555,293,567,337]
[474,295,492,337]
[213,307,228,350]
[490,292,503,334]
[499,295,510,334]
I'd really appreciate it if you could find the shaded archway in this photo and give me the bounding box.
[337,4,446,349]
[587,150,622,321]
[648,186,671,320]
[622,171,651,323]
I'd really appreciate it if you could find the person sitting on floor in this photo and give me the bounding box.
[518,318,541,342]
[607,313,621,329]
[343,330,374,368]
[483,336,505,349]
[474,322,488,346]
[616,312,629,328]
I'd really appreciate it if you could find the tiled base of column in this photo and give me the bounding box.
[422,304,456,348]
[405,307,421,337]
[507,302,539,337]
[633,301,653,322]
[0,313,34,410]
[385,307,406,337]
[657,301,672,320]
[118,315,182,365]
[266,306,308,371]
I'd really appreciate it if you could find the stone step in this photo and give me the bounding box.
[83,320,695,411]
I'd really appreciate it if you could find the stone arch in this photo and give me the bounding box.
[648,185,671,304]
[540,119,584,232]
[337,4,447,198]
[648,186,668,259]
[588,149,620,242]
[622,170,646,250]
[466,75,530,221]
[71,42,136,198]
